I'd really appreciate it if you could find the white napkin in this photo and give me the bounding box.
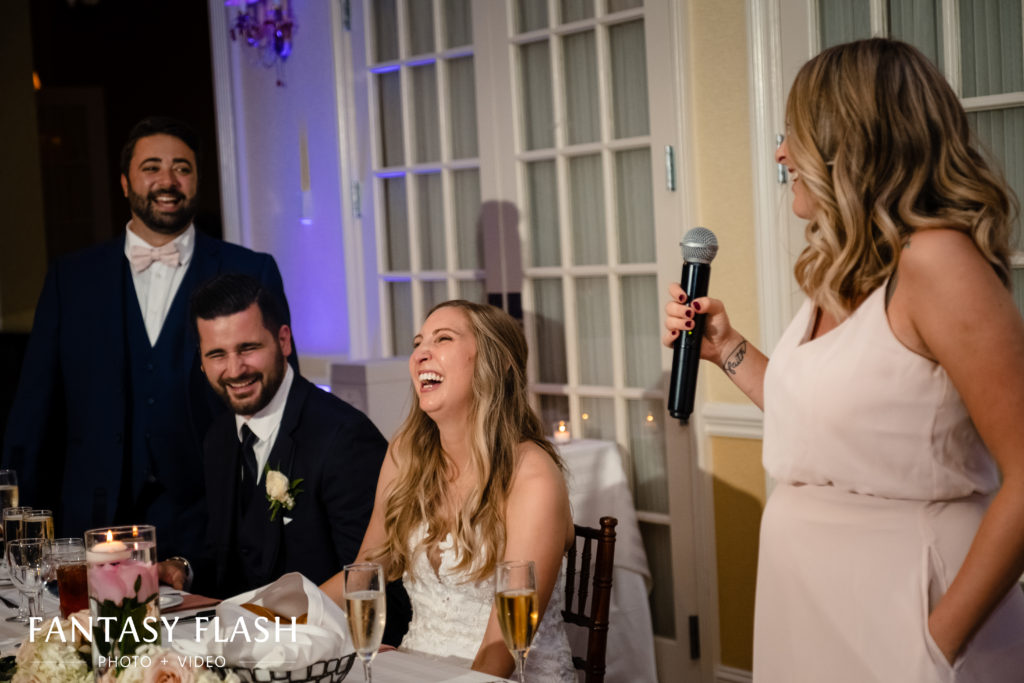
[172,572,353,671]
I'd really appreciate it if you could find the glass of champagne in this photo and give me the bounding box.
[22,509,54,541]
[343,562,386,683]
[0,470,19,560]
[7,539,50,620]
[494,560,539,683]
[3,507,31,622]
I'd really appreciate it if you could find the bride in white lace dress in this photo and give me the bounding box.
[323,300,576,681]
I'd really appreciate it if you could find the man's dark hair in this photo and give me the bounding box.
[190,273,286,335]
[120,116,202,177]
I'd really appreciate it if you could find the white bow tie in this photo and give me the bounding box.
[129,243,180,273]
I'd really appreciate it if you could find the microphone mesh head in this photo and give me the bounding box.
[681,227,719,264]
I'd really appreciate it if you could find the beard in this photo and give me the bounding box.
[215,351,287,416]
[126,184,199,235]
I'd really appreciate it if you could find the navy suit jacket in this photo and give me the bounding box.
[200,375,387,597]
[1,231,293,559]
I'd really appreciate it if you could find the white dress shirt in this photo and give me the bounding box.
[124,223,196,346]
[235,364,295,486]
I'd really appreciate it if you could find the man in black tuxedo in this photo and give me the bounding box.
[2,117,295,562]
[187,273,387,599]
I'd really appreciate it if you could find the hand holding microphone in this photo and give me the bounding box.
[667,227,718,422]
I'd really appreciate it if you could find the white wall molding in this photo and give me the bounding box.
[206,0,243,246]
[702,401,764,440]
[716,665,754,683]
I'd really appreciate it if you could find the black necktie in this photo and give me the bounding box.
[239,424,259,511]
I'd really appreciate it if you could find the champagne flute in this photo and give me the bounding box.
[343,562,386,683]
[7,539,50,620]
[0,470,19,561]
[494,560,539,683]
[3,507,31,622]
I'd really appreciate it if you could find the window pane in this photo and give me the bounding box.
[374,0,398,62]
[453,169,482,269]
[449,57,479,159]
[521,40,555,150]
[417,173,445,270]
[616,147,655,263]
[608,0,643,12]
[819,0,870,49]
[569,154,606,265]
[621,275,660,388]
[889,0,943,69]
[576,277,612,386]
[383,176,409,271]
[458,278,485,303]
[423,280,449,312]
[444,0,472,48]
[389,281,413,356]
[412,64,441,163]
[959,0,1024,97]
[407,0,435,56]
[517,0,549,32]
[527,160,561,266]
[629,398,668,513]
[563,31,600,145]
[580,397,616,441]
[967,107,1024,250]
[640,521,676,638]
[533,278,568,384]
[539,394,570,435]
[610,21,650,139]
[560,0,594,24]
[378,71,404,167]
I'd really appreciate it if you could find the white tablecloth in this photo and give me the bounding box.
[371,649,513,682]
[558,439,658,683]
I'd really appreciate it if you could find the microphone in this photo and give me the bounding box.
[667,227,719,423]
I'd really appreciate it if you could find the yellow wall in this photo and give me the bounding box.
[687,0,767,672]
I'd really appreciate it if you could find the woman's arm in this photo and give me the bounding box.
[471,443,573,677]
[319,447,400,606]
[663,283,769,409]
[890,229,1024,663]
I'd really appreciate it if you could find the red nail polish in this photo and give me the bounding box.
[678,294,686,303]
[685,320,694,329]
[685,309,693,319]
[693,301,702,312]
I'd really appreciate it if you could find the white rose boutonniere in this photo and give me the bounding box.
[264,466,303,522]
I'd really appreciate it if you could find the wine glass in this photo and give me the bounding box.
[0,470,19,560]
[49,538,87,617]
[3,507,31,622]
[494,560,539,683]
[7,539,50,620]
[343,562,386,683]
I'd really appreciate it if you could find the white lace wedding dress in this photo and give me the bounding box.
[400,527,577,682]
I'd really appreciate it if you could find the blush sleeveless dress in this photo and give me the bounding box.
[755,285,1024,682]
[399,525,576,682]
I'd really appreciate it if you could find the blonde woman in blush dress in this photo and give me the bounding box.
[322,300,576,681]
[664,39,1024,682]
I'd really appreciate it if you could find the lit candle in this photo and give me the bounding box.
[86,530,130,563]
[553,420,571,443]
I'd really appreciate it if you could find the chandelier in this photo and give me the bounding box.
[226,0,296,83]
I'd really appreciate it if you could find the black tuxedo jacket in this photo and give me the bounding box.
[1,231,293,559]
[200,375,387,597]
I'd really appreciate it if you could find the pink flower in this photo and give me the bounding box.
[142,656,195,683]
[88,560,159,605]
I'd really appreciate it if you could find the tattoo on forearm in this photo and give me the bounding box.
[722,340,747,376]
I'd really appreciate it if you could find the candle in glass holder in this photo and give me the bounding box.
[553,420,571,443]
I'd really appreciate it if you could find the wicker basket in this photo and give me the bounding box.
[216,653,356,682]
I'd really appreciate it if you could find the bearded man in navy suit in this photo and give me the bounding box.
[2,117,295,563]
[187,273,389,604]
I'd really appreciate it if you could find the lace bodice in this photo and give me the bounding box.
[400,527,576,682]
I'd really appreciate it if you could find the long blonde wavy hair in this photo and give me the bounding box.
[369,300,563,583]
[787,38,1016,319]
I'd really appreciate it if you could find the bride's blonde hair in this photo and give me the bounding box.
[369,300,562,583]
[787,38,1015,318]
